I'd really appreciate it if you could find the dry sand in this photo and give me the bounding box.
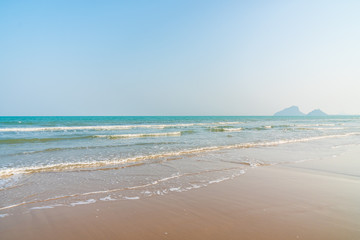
[1,147,360,240]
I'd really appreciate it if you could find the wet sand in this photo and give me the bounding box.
[1,147,360,239]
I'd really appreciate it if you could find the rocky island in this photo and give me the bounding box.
[274,106,327,116]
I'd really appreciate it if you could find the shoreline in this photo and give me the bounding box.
[1,146,360,239]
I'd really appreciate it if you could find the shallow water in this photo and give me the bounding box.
[0,116,359,216]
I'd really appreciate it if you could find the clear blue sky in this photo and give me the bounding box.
[1,0,359,115]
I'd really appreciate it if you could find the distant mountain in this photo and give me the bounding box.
[274,106,305,116]
[307,109,327,116]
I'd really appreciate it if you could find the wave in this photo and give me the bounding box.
[4,142,179,156]
[296,124,336,127]
[235,126,272,131]
[1,132,358,179]
[95,131,182,139]
[262,124,343,130]
[0,136,93,144]
[313,127,346,130]
[0,168,245,211]
[208,126,241,132]
[223,128,243,132]
[0,121,246,133]
[0,124,194,132]
[0,130,192,145]
[216,122,244,125]
[0,125,161,132]
[209,127,227,132]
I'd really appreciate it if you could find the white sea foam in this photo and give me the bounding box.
[0,123,198,132]
[70,199,96,206]
[208,177,230,184]
[0,121,248,133]
[0,174,21,189]
[95,131,182,139]
[1,132,359,179]
[224,128,243,132]
[0,126,133,132]
[0,213,9,218]
[0,125,171,132]
[124,196,139,200]
[30,206,54,210]
[141,190,152,195]
[296,124,336,127]
[250,162,263,167]
[216,122,244,125]
[30,204,63,210]
[0,168,247,212]
[100,195,116,201]
[313,127,345,130]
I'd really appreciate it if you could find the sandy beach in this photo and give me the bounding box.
[1,145,359,240]
[2,0,360,238]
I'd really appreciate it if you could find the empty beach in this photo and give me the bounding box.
[1,145,359,239]
[1,116,359,239]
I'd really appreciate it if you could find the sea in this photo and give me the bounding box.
[1,116,359,217]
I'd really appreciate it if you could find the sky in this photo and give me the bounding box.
[1,0,359,116]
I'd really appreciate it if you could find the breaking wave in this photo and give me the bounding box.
[95,131,182,139]
[1,132,358,179]
[0,122,244,133]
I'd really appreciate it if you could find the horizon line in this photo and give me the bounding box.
[0,115,358,117]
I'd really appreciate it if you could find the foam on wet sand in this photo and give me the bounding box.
[1,145,359,239]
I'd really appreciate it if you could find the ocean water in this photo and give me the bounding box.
[0,116,360,216]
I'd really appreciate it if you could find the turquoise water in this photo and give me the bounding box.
[1,116,360,215]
